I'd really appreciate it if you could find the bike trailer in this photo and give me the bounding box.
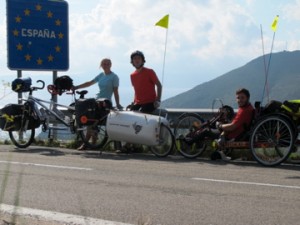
[106,111,169,146]
[75,98,110,125]
[0,104,23,131]
[11,77,32,93]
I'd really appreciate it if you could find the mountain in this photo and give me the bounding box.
[162,50,300,108]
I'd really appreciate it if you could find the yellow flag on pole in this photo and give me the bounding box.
[271,15,279,32]
[155,14,169,29]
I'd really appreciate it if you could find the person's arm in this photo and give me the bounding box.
[219,108,248,132]
[155,80,162,102]
[113,87,122,109]
[219,122,237,132]
[73,80,95,90]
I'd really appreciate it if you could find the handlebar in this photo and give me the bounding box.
[31,80,45,91]
[36,80,45,89]
[200,106,232,130]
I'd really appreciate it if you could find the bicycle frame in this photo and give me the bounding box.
[21,95,75,127]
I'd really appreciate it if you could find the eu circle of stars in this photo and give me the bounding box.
[7,0,69,71]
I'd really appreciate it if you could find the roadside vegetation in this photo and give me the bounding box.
[0,136,299,160]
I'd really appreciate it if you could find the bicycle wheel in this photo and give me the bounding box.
[250,116,294,166]
[78,123,108,149]
[9,123,35,148]
[150,124,175,157]
[174,113,206,158]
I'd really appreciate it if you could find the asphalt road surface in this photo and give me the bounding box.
[0,145,299,225]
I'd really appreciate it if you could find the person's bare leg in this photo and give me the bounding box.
[78,131,92,150]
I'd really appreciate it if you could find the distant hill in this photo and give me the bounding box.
[162,50,300,108]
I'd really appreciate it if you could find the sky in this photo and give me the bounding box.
[1,0,300,107]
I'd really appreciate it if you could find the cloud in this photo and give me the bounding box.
[1,0,299,106]
[185,0,259,60]
[283,0,300,21]
[68,0,263,68]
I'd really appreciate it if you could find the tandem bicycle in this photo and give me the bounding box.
[0,76,89,148]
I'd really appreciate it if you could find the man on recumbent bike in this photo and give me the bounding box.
[181,88,254,160]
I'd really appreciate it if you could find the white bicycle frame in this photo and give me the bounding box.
[20,94,75,127]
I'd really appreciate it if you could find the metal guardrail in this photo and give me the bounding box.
[0,108,223,141]
[59,108,220,127]
[164,108,219,123]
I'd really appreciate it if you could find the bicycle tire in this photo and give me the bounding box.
[174,113,206,158]
[9,125,35,148]
[78,123,108,149]
[250,115,294,166]
[150,124,175,157]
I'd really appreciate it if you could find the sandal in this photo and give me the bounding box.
[77,144,87,151]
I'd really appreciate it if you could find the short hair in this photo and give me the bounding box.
[236,88,250,99]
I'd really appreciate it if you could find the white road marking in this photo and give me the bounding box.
[192,177,300,189]
[0,204,132,225]
[0,160,92,171]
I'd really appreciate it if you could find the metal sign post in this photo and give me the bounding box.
[17,70,22,105]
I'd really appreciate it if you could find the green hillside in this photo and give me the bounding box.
[162,50,300,108]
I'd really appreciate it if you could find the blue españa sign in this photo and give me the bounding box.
[7,0,69,71]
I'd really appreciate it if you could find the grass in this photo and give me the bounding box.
[289,152,300,160]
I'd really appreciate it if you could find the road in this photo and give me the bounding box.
[0,145,299,225]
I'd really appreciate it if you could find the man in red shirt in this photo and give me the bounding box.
[218,88,254,140]
[129,50,162,113]
[183,88,254,155]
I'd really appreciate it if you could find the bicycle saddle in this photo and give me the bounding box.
[76,90,88,95]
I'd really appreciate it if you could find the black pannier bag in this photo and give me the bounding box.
[11,77,32,93]
[24,102,41,130]
[75,98,111,126]
[0,104,23,131]
[0,104,40,131]
[75,98,99,126]
[96,98,112,124]
[262,100,282,115]
[54,75,73,95]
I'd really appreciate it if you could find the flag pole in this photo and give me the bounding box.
[261,15,279,104]
[264,31,276,103]
[158,27,168,121]
[161,27,169,89]
[155,14,169,120]
[260,24,268,104]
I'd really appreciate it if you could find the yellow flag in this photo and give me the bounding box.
[155,14,169,29]
[271,15,279,32]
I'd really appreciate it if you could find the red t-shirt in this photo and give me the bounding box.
[131,67,159,104]
[227,103,254,139]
